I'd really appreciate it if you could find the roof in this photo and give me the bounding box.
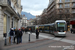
[55,20,66,23]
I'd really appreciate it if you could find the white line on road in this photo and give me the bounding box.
[32,33,75,44]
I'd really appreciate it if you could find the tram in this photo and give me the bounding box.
[27,20,67,37]
[54,20,67,36]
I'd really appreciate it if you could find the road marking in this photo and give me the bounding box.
[32,33,75,44]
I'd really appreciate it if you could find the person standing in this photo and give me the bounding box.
[19,29,23,43]
[10,28,14,44]
[16,29,20,44]
[36,28,39,39]
[25,28,28,34]
[8,28,11,44]
[13,29,17,43]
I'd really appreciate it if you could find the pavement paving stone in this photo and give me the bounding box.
[1,32,75,50]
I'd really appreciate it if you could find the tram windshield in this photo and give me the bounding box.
[57,22,66,31]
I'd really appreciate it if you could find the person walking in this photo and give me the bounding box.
[10,28,14,44]
[36,28,39,39]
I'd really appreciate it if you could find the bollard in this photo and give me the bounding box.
[3,33,7,46]
[28,32,30,42]
[29,34,30,42]
[4,37,7,46]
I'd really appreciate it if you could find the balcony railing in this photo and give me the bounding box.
[65,1,70,2]
[72,5,75,8]
[0,0,11,6]
[17,13,22,18]
[72,11,75,13]
[72,0,75,2]
[58,2,63,3]
[58,7,63,9]
[64,6,70,8]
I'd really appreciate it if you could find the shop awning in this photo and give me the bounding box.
[70,20,75,25]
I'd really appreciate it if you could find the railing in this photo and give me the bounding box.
[65,1,70,2]
[72,5,75,8]
[17,13,21,18]
[58,7,63,9]
[0,0,11,6]
[64,6,70,8]
[72,0,75,2]
[58,2,63,3]
[72,11,75,13]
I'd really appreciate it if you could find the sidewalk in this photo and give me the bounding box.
[1,32,45,50]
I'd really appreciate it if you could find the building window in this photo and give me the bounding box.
[65,4,70,8]
[73,3,75,6]
[59,0,62,3]
[65,0,70,2]
[73,0,75,2]
[72,9,75,13]
[59,4,63,8]
[65,9,69,13]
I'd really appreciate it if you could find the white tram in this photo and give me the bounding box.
[54,20,67,36]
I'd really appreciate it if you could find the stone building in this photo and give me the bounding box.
[47,0,75,23]
[0,0,22,40]
[21,15,27,27]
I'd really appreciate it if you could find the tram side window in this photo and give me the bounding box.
[44,26,49,30]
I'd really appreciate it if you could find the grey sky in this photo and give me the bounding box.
[21,0,49,16]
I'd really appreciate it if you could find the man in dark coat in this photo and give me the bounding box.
[19,29,23,43]
[36,28,39,39]
[10,28,14,44]
[16,29,20,44]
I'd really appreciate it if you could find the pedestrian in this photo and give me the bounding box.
[10,28,14,44]
[19,29,23,43]
[16,29,20,44]
[25,28,28,34]
[27,28,31,34]
[36,28,39,39]
[13,28,17,43]
[8,28,11,44]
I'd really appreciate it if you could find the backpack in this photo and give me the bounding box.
[19,31,22,36]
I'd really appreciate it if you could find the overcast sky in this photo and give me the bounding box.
[21,0,49,16]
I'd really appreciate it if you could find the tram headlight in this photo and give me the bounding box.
[64,31,66,32]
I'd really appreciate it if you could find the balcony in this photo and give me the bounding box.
[58,7,63,9]
[0,0,11,6]
[17,13,22,19]
[64,6,70,8]
[72,0,75,2]
[65,1,70,3]
[72,10,75,13]
[58,2,63,4]
[0,0,20,19]
[72,5,75,8]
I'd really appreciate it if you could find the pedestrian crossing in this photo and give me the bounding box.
[32,33,75,44]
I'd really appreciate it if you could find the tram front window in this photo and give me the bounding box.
[57,22,65,32]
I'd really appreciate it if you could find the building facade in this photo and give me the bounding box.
[47,0,75,23]
[0,0,22,40]
[21,16,27,28]
[46,0,75,31]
